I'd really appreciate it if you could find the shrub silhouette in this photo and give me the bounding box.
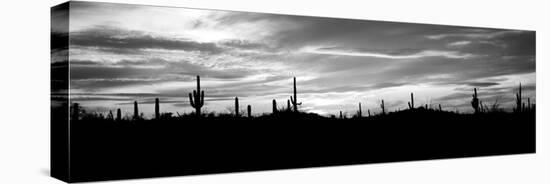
[107,110,114,120]
[527,98,531,111]
[71,103,79,121]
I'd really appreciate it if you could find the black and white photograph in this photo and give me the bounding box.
[49,1,537,182]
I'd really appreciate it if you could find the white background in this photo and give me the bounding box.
[0,0,547,183]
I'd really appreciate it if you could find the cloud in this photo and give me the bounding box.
[70,25,223,54]
[303,46,476,59]
[462,82,500,87]
[435,30,535,57]
[63,3,535,114]
[447,41,472,47]
[219,39,271,50]
[426,30,524,40]
[69,58,257,91]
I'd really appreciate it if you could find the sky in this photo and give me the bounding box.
[51,1,536,117]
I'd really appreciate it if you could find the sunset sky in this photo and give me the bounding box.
[52,1,536,117]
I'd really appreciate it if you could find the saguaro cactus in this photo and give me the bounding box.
[514,83,522,113]
[380,100,385,115]
[116,108,121,121]
[272,99,278,114]
[471,88,479,113]
[133,101,139,119]
[339,111,343,119]
[235,97,239,117]
[408,93,414,109]
[289,77,302,112]
[357,102,362,118]
[247,105,252,118]
[155,98,160,119]
[438,104,442,111]
[189,75,205,117]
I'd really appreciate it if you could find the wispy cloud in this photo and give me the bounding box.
[426,30,524,40]
[70,25,224,54]
[302,46,476,59]
[447,41,472,47]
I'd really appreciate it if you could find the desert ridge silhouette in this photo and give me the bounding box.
[64,76,535,182]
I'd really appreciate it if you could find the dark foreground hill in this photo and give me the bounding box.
[66,109,535,182]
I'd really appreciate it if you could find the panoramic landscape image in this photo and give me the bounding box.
[51,1,535,182]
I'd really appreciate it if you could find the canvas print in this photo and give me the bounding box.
[51,1,536,182]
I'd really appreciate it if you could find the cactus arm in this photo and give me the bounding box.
[189,93,195,107]
[199,91,204,107]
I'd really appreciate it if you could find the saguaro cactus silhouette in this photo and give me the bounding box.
[247,105,252,118]
[155,98,160,119]
[133,101,139,119]
[368,109,371,117]
[235,97,239,117]
[339,111,343,119]
[438,104,442,111]
[380,100,385,115]
[357,102,362,117]
[189,75,204,117]
[408,93,414,109]
[471,88,479,113]
[272,99,278,114]
[514,83,522,113]
[116,108,121,121]
[289,77,302,112]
